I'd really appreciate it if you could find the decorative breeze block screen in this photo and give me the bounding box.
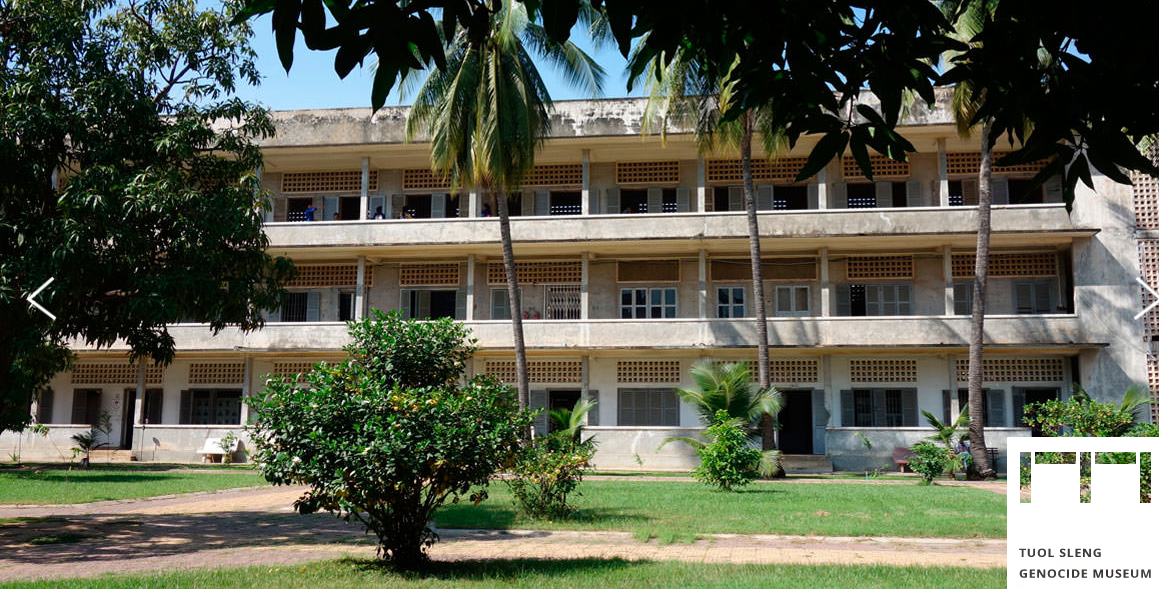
[1140,241,1159,342]
[484,359,583,383]
[288,264,370,288]
[1149,354,1159,424]
[842,155,910,179]
[1135,166,1159,230]
[945,152,1048,176]
[281,170,377,193]
[616,161,680,185]
[705,158,809,183]
[849,359,918,383]
[188,363,245,384]
[845,256,913,280]
[271,360,339,382]
[954,358,1066,382]
[725,359,819,383]
[487,261,581,285]
[399,263,460,286]
[617,360,682,383]
[951,253,1056,278]
[71,364,162,384]
[523,164,583,187]
[403,168,451,190]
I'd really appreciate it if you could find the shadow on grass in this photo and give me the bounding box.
[2,472,182,484]
[435,506,650,530]
[346,556,641,579]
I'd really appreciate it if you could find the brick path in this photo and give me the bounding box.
[0,484,1006,582]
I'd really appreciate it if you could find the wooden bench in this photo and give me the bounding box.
[893,446,917,472]
[199,437,240,463]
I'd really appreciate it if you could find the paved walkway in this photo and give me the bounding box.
[0,484,1007,582]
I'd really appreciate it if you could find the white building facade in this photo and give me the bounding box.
[10,90,1150,472]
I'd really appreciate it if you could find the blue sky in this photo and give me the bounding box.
[233,13,642,111]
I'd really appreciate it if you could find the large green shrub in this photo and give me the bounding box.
[247,311,530,569]
[693,410,764,492]
[909,442,951,485]
[507,401,597,519]
[1022,386,1151,437]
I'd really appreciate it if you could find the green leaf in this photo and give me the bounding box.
[796,131,848,182]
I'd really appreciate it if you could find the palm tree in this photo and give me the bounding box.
[629,49,787,455]
[547,398,597,444]
[405,2,604,412]
[923,405,969,478]
[661,360,784,475]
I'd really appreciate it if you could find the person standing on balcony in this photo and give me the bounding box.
[372,206,386,219]
[481,203,493,217]
[303,203,318,221]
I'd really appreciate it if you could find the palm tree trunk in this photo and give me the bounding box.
[741,111,777,463]
[967,119,996,480]
[494,187,529,418]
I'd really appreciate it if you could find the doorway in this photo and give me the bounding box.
[778,389,814,455]
[1015,387,1060,436]
[121,388,136,450]
[339,196,361,220]
[548,390,581,433]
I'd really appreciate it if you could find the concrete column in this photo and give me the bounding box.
[581,150,591,216]
[819,247,831,317]
[697,157,707,212]
[133,362,145,426]
[360,157,370,219]
[239,357,253,424]
[816,168,828,210]
[937,139,949,207]
[581,252,590,320]
[468,188,480,218]
[698,249,708,319]
[466,254,476,320]
[355,256,366,320]
[943,245,954,316]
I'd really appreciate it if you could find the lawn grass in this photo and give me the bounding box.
[0,558,1006,589]
[0,468,265,504]
[435,480,1005,538]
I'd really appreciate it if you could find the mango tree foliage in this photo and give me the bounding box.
[0,0,293,431]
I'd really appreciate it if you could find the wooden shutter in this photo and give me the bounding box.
[617,389,633,426]
[1015,283,1034,314]
[987,389,1007,427]
[179,390,192,425]
[534,190,550,216]
[840,390,855,427]
[530,390,548,436]
[835,284,851,317]
[659,389,679,426]
[962,180,979,205]
[401,290,413,319]
[368,195,385,219]
[942,389,952,424]
[906,179,923,207]
[37,388,53,424]
[874,181,892,208]
[757,185,774,210]
[901,389,918,426]
[588,188,600,215]
[71,390,87,424]
[1044,175,1063,203]
[807,181,819,209]
[306,291,321,322]
[1012,388,1027,427]
[273,195,287,221]
[830,182,847,208]
[431,193,447,218]
[521,189,535,216]
[455,289,467,320]
[871,389,887,427]
[953,283,972,315]
[323,196,339,220]
[605,188,620,214]
[491,289,509,319]
[727,186,743,211]
[1035,283,1053,314]
[811,389,828,455]
[676,187,691,212]
[990,177,1009,205]
[647,188,663,214]
[585,389,599,426]
[389,194,404,218]
[145,389,164,425]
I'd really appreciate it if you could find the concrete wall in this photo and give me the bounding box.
[0,425,91,462]
[131,426,251,463]
[586,427,702,471]
[825,427,1031,474]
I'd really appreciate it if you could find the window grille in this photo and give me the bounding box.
[1140,241,1159,342]
[545,285,582,319]
[850,359,918,382]
[1134,165,1159,229]
[944,151,1049,176]
[399,263,460,286]
[484,359,582,383]
[281,170,376,193]
[71,364,162,384]
[1149,354,1159,423]
[487,261,581,285]
[188,362,245,384]
[951,253,1056,278]
[842,155,910,179]
[288,264,370,288]
[955,358,1065,382]
[846,256,913,280]
[617,360,682,383]
[616,161,680,185]
[402,168,451,190]
[705,157,809,183]
[523,164,583,187]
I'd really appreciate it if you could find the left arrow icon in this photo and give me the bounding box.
[26,277,56,321]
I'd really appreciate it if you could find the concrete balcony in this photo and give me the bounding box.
[263,204,1088,255]
[94,314,1094,355]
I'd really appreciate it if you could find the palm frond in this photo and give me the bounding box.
[757,450,783,478]
[659,435,706,451]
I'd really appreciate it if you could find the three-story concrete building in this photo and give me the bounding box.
[11,88,1149,472]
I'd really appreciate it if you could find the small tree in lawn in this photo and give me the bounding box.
[247,310,530,569]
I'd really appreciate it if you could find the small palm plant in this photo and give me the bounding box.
[662,360,784,477]
[922,404,969,479]
[71,431,103,468]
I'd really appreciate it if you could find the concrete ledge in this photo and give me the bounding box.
[825,427,1031,474]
